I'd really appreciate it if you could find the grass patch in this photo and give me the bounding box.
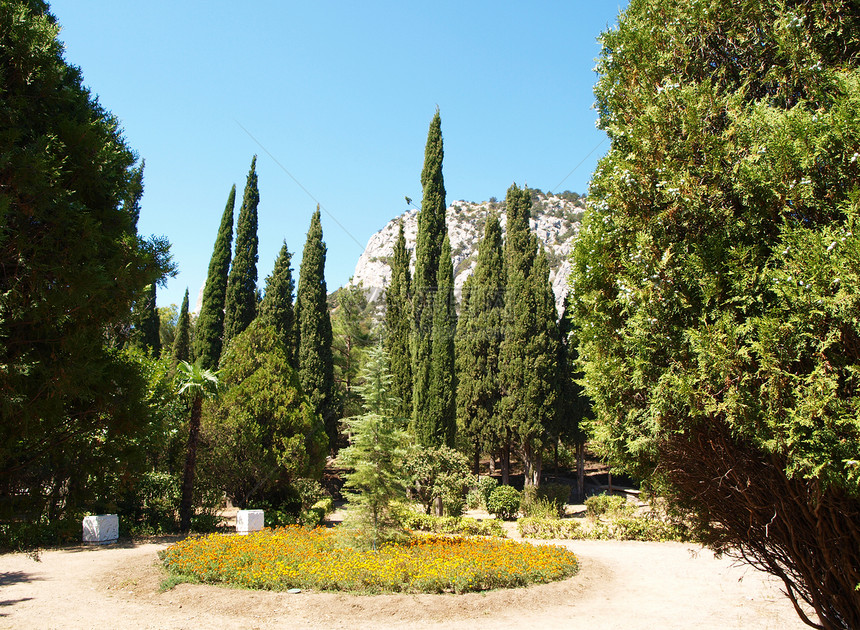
[161,526,578,594]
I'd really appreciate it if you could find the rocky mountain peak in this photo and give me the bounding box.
[350,191,586,315]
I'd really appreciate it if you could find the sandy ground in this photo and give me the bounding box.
[0,534,808,630]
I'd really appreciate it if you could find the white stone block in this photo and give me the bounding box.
[236,509,264,534]
[82,514,119,544]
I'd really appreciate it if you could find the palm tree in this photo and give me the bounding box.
[176,360,219,532]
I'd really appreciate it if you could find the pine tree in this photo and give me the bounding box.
[336,344,410,550]
[412,110,448,445]
[296,208,337,448]
[258,241,296,368]
[192,185,235,370]
[223,156,259,352]
[500,184,559,487]
[384,221,412,420]
[172,288,191,366]
[456,213,505,471]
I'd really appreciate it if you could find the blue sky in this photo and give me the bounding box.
[49,1,627,309]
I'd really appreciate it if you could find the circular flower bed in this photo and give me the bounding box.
[161,526,578,593]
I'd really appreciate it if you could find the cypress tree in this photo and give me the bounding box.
[172,288,191,366]
[426,235,457,448]
[296,208,337,448]
[259,241,296,368]
[412,110,448,444]
[223,156,260,352]
[384,221,412,420]
[192,185,235,369]
[500,184,559,487]
[455,213,505,471]
[130,283,161,356]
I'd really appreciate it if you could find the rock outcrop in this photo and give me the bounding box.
[350,192,585,315]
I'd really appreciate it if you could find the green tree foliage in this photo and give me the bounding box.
[223,157,259,351]
[456,213,506,471]
[176,361,219,531]
[130,283,162,357]
[404,444,472,517]
[205,321,327,508]
[500,184,559,487]
[172,288,191,367]
[0,1,173,525]
[259,240,297,368]
[331,283,373,420]
[158,304,179,350]
[385,221,413,420]
[413,110,449,445]
[336,344,409,549]
[296,208,337,448]
[193,185,235,369]
[427,235,457,447]
[571,2,860,627]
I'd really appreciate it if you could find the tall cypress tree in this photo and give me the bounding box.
[384,221,412,420]
[297,208,337,448]
[223,156,260,353]
[412,110,448,445]
[192,185,235,369]
[500,184,559,487]
[456,213,505,471]
[259,241,296,368]
[172,288,191,366]
[426,235,457,447]
[130,283,161,357]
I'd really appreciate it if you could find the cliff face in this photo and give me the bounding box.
[350,192,585,315]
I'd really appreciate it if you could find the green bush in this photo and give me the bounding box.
[402,512,506,537]
[0,517,83,552]
[486,485,521,520]
[585,494,631,519]
[475,476,498,509]
[466,488,483,510]
[520,483,570,518]
[517,514,690,542]
[518,517,584,539]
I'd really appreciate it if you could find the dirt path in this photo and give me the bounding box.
[0,537,806,629]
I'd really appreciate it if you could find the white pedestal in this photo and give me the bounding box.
[82,514,119,544]
[236,509,264,534]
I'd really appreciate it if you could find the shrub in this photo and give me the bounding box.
[466,488,483,510]
[520,483,570,518]
[475,476,498,509]
[585,494,630,519]
[518,517,584,539]
[404,444,473,516]
[402,512,506,537]
[486,485,521,520]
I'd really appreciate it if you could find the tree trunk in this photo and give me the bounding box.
[522,440,542,488]
[488,453,496,474]
[434,495,443,517]
[576,442,585,502]
[500,442,510,486]
[179,395,202,532]
[472,443,480,475]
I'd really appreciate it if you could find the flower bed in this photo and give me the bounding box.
[161,526,578,593]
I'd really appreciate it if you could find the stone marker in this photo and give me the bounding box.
[236,509,264,534]
[82,514,119,544]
